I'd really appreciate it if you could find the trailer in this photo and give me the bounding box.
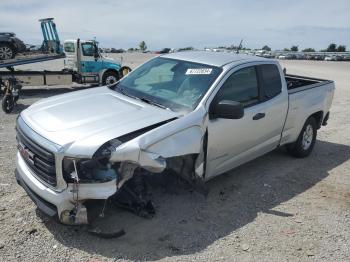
[0,18,131,113]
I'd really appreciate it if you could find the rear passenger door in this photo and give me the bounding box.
[206,63,288,179]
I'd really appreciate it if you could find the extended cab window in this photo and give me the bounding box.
[81,43,95,56]
[215,66,259,106]
[258,64,282,100]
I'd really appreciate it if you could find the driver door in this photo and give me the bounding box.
[206,64,286,179]
[80,42,102,74]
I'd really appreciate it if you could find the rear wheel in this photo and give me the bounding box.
[102,71,119,85]
[2,94,14,113]
[286,117,317,158]
[0,43,15,60]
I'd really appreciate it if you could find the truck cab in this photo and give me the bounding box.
[63,39,124,85]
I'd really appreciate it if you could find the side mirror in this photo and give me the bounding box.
[210,100,244,119]
[94,44,99,59]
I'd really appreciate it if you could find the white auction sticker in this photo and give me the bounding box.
[185,68,213,75]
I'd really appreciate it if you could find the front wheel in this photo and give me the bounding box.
[286,117,317,158]
[2,94,14,113]
[102,71,119,86]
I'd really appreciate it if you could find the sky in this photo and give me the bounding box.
[0,0,349,51]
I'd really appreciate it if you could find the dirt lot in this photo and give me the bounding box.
[0,54,349,262]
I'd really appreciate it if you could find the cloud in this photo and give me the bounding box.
[0,0,349,50]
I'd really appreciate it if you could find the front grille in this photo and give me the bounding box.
[16,126,57,187]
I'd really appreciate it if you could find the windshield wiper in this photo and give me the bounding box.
[140,97,170,110]
[117,86,139,100]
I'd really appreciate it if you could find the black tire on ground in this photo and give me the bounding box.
[102,71,119,86]
[286,116,317,158]
[2,94,14,113]
[0,43,15,60]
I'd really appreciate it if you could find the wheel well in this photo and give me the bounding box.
[0,41,15,49]
[103,69,120,79]
[310,111,323,129]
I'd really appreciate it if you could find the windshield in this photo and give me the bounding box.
[112,57,221,112]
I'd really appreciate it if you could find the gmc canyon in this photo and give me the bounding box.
[15,51,334,224]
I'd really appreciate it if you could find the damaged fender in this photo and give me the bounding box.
[110,107,209,182]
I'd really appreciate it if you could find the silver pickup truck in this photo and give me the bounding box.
[15,51,334,224]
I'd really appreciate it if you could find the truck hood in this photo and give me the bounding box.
[20,87,181,151]
[102,55,121,64]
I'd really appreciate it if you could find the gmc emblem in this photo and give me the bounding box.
[18,142,35,165]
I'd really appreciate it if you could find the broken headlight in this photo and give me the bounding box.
[62,139,122,183]
[62,157,118,183]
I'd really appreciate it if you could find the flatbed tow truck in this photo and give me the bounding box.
[0,18,131,113]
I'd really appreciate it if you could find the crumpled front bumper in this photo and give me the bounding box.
[15,152,117,223]
[15,169,58,217]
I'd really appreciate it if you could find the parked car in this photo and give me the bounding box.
[305,54,314,60]
[295,53,305,60]
[342,55,350,61]
[325,55,343,61]
[15,52,334,225]
[313,55,324,60]
[262,52,274,58]
[155,48,171,54]
[278,54,291,59]
[0,32,27,60]
[110,48,125,53]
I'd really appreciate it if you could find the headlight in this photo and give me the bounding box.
[62,157,118,184]
[62,138,122,184]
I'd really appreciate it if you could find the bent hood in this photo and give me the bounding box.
[21,86,181,153]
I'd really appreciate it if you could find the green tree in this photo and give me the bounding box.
[283,48,290,51]
[336,45,346,52]
[139,41,147,52]
[261,45,271,51]
[326,43,337,52]
[302,48,315,52]
[290,45,298,52]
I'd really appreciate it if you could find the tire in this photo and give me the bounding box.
[286,117,317,158]
[2,94,14,113]
[119,66,132,78]
[0,43,15,60]
[102,71,119,86]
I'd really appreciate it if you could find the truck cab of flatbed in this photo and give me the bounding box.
[63,39,124,85]
[0,18,131,113]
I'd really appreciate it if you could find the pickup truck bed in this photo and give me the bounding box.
[286,74,333,93]
[281,74,334,147]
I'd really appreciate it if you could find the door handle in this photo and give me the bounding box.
[253,113,265,120]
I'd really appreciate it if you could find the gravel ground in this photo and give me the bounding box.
[0,55,349,262]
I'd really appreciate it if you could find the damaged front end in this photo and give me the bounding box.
[59,111,208,226]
